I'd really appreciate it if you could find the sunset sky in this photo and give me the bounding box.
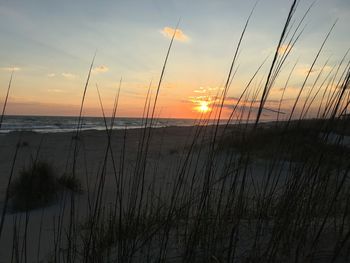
[0,0,349,119]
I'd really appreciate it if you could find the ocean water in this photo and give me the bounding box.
[0,115,220,133]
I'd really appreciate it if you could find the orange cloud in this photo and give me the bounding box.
[47,89,64,93]
[278,44,292,55]
[296,64,332,77]
[161,27,189,42]
[188,87,223,113]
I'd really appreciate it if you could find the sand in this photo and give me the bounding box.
[0,125,219,261]
[0,123,348,262]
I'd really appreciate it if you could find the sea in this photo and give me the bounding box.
[0,115,226,134]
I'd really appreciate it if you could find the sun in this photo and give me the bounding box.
[198,101,210,113]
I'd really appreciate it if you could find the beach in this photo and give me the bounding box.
[1,0,349,261]
[0,125,224,261]
[0,120,348,262]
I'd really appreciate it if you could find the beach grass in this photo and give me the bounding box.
[0,0,350,262]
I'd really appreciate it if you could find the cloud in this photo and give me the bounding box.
[47,73,56,77]
[188,87,223,113]
[161,27,189,42]
[296,64,332,77]
[214,97,287,115]
[1,66,21,71]
[193,87,214,94]
[62,72,76,79]
[47,89,64,93]
[278,44,292,55]
[93,65,109,74]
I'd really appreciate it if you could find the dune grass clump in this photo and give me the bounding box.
[220,119,350,164]
[16,141,29,148]
[9,161,82,211]
[10,161,58,211]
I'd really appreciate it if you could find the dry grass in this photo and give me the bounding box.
[0,1,349,262]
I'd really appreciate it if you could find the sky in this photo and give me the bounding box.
[0,0,349,119]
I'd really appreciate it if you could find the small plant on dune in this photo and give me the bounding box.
[10,161,58,211]
[9,161,82,211]
[16,141,29,148]
[58,173,82,193]
[169,148,179,155]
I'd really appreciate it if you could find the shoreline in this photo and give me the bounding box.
[0,114,282,134]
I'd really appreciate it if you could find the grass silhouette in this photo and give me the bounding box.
[0,1,349,262]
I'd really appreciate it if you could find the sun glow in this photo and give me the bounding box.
[190,88,219,115]
[197,101,210,113]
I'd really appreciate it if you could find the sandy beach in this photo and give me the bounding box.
[0,121,348,262]
[0,125,227,261]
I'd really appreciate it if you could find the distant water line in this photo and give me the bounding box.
[0,115,236,134]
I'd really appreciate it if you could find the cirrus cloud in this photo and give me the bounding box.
[93,65,109,74]
[62,72,76,79]
[1,66,21,71]
[47,89,64,93]
[161,27,189,42]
